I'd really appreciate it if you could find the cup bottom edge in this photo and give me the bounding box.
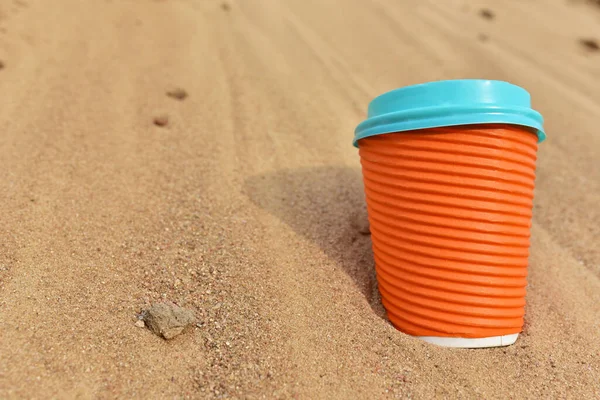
[416,333,519,348]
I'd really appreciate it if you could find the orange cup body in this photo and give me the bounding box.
[358,124,538,338]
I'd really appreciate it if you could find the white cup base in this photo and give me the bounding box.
[416,333,519,348]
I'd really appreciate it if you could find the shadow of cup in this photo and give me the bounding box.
[244,167,386,319]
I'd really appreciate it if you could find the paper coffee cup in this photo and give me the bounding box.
[354,80,545,348]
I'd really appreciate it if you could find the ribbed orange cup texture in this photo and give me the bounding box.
[358,124,538,338]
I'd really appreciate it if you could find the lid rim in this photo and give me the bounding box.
[353,108,545,147]
[354,80,545,147]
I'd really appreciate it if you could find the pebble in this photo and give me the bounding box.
[153,116,169,127]
[479,8,494,20]
[580,38,600,52]
[351,209,371,235]
[135,319,145,328]
[166,88,188,101]
[142,302,196,340]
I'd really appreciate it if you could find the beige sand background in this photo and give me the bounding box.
[1,0,599,398]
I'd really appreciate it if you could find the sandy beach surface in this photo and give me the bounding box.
[1,0,599,398]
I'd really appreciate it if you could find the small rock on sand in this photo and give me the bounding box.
[351,208,371,235]
[153,115,169,127]
[135,319,145,328]
[142,303,196,340]
[166,88,188,101]
[479,8,494,20]
[580,38,600,52]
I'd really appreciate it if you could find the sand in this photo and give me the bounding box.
[0,0,599,398]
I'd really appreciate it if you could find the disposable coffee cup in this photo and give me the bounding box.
[354,80,545,348]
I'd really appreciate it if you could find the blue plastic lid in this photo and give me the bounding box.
[354,80,545,147]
